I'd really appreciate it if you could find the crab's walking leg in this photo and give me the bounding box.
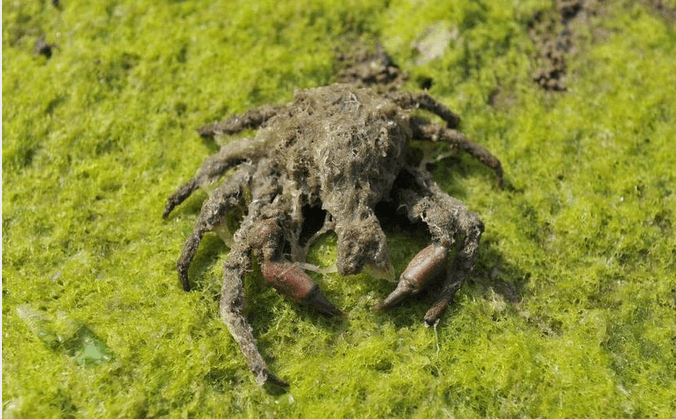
[386,91,461,128]
[165,103,283,217]
[174,165,254,290]
[411,116,503,186]
[220,247,288,387]
[219,214,341,386]
[378,167,484,326]
[197,104,287,139]
[163,139,268,217]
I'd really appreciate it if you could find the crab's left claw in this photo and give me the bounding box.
[262,262,344,317]
[376,244,448,311]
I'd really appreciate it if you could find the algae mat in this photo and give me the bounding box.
[3,0,675,417]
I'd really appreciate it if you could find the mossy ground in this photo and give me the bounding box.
[3,0,675,417]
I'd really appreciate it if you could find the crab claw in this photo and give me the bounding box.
[261,261,344,317]
[376,244,448,310]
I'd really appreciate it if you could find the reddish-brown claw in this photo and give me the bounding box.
[262,261,344,317]
[376,244,448,310]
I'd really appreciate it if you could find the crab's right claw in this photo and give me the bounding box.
[376,244,448,310]
[262,262,344,317]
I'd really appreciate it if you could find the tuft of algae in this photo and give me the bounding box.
[3,0,675,417]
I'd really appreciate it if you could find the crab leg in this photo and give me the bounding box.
[410,116,503,186]
[386,91,461,128]
[220,247,288,387]
[174,164,253,290]
[219,216,342,387]
[422,205,484,326]
[163,139,268,218]
[379,167,484,326]
[197,104,287,139]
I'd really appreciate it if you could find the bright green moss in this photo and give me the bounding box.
[3,0,675,417]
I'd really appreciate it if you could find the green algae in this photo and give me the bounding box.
[3,0,675,417]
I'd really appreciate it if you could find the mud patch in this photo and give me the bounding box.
[34,34,56,58]
[528,0,600,91]
[644,0,676,24]
[334,39,408,90]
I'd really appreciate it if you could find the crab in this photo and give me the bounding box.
[164,79,502,386]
